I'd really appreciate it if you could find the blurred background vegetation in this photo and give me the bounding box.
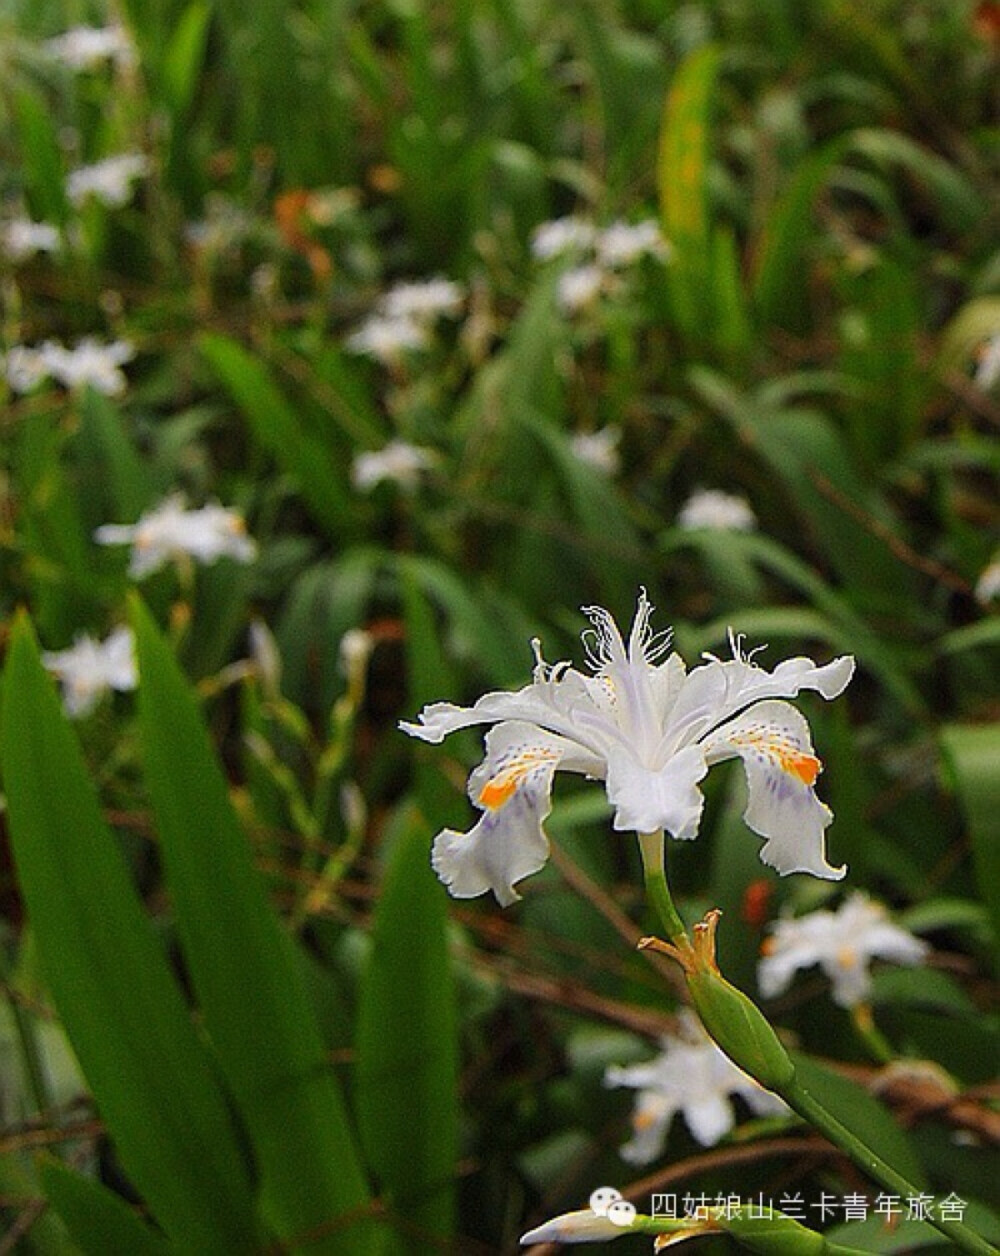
[0,1,998,1253]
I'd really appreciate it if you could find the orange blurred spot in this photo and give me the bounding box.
[974,2,1000,40]
[274,189,333,281]
[741,879,773,929]
[368,164,403,194]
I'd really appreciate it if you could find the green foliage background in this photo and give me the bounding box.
[0,1,997,1253]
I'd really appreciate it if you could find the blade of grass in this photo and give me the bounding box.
[199,332,352,541]
[657,44,721,339]
[129,596,373,1255]
[940,724,1000,969]
[355,802,458,1256]
[39,1161,173,1256]
[0,614,261,1254]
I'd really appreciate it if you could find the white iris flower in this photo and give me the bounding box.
[67,153,149,209]
[351,440,437,492]
[401,590,853,906]
[605,1011,787,1162]
[758,892,929,1009]
[41,626,137,718]
[95,493,257,578]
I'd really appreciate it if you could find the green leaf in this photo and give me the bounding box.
[791,1053,927,1190]
[161,0,213,118]
[199,333,351,541]
[40,1161,173,1256]
[0,1154,80,1256]
[753,136,849,333]
[76,387,160,523]
[0,614,261,1254]
[850,128,984,235]
[13,90,69,225]
[355,801,458,1254]
[129,596,373,1254]
[657,44,721,337]
[939,724,1000,965]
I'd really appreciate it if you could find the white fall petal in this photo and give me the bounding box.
[401,590,854,905]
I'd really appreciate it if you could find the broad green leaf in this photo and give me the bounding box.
[40,1161,173,1256]
[355,802,458,1255]
[657,45,721,337]
[130,596,373,1254]
[870,967,975,1016]
[0,614,261,1254]
[791,1053,926,1190]
[827,1200,1000,1253]
[939,724,1000,964]
[199,333,351,540]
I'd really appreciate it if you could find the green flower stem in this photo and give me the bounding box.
[636,829,689,944]
[782,1075,996,1256]
[633,844,997,1256]
[850,1003,894,1065]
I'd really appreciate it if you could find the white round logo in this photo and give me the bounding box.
[607,1200,637,1227]
[589,1186,623,1216]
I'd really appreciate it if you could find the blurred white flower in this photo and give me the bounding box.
[974,333,1000,391]
[67,153,149,209]
[678,488,758,533]
[2,218,61,262]
[40,337,134,395]
[352,440,437,492]
[570,427,621,476]
[380,277,464,323]
[43,24,135,72]
[4,346,50,393]
[530,215,597,260]
[596,219,670,268]
[557,264,605,313]
[345,314,427,364]
[184,194,255,254]
[95,493,257,578]
[41,625,137,718]
[605,1011,787,1163]
[974,558,1000,605]
[758,892,929,1009]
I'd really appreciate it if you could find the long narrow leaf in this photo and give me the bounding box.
[0,614,261,1254]
[355,802,458,1255]
[940,724,1000,966]
[130,596,373,1254]
[657,45,720,337]
[199,332,352,541]
[40,1162,173,1256]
